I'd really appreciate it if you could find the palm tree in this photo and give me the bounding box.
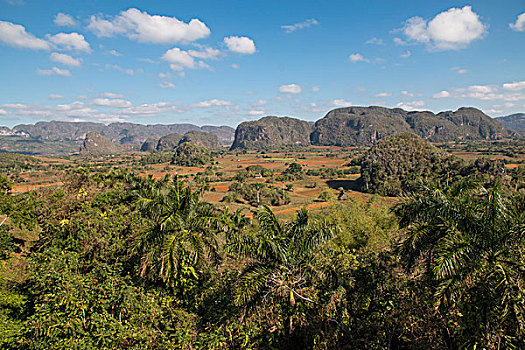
[231,205,336,307]
[134,176,225,296]
[394,179,525,346]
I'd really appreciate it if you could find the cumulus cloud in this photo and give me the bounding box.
[432,90,451,98]
[223,36,256,54]
[375,92,392,97]
[503,81,525,91]
[510,13,525,32]
[401,91,415,97]
[332,99,352,107]
[281,19,319,33]
[396,100,425,111]
[248,110,265,116]
[402,6,487,50]
[92,98,132,108]
[50,52,81,66]
[87,8,210,44]
[162,47,196,71]
[36,67,71,76]
[189,99,233,108]
[436,82,525,102]
[108,49,121,56]
[0,21,50,50]
[102,92,124,98]
[231,64,239,69]
[279,84,302,94]
[48,32,91,53]
[54,13,76,26]
[188,46,221,59]
[349,53,368,62]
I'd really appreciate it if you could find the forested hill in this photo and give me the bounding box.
[3,121,235,146]
[310,106,511,146]
[230,106,516,149]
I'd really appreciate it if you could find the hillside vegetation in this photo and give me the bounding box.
[230,116,312,150]
[311,106,510,146]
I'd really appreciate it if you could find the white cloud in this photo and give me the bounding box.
[108,49,121,56]
[159,82,175,89]
[54,13,76,26]
[0,109,7,115]
[188,46,221,59]
[223,36,256,54]
[400,50,411,58]
[375,92,392,97]
[468,85,495,94]
[279,84,302,94]
[396,100,425,110]
[48,32,91,53]
[102,92,123,98]
[435,83,525,102]
[432,90,451,98]
[401,91,415,97]
[281,19,319,33]
[510,13,525,32]
[48,94,64,100]
[0,21,50,50]
[248,110,265,116]
[189,99,233,108]
[332,99,352,107]
[36,67,71,76]
[311,86,320,92]
[503,81,525,91]
[393,37,407,45]
[87,8,210,44]
[231,63,239,69]
[402,6,487,50]
[92,98,132,108]
[162,47,196,71]
[349,53,368,62]
[50,52,81,66]
[365,37,384,45]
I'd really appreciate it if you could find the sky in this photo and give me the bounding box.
[0,0,524,128]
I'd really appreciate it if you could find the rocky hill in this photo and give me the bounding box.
[79,131,122,155]
[155,133,183,152]
[230,116,312,150]
[179,130,221,150]
[497,113,525,133]
[311,106,510,146]
[8,121,234,146]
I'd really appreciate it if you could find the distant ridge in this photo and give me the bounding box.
[2,121,235,146]
[496,113,525,133]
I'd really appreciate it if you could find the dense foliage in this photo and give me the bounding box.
[0,158,524,349]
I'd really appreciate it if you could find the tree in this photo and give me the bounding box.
[231,205,336,307]
[394,179,525,348]
[135,177,225,298]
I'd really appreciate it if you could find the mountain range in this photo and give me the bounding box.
[0,106,522,155]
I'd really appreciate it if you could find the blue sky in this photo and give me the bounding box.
[0,0,524,128]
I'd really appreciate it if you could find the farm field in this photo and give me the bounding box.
[2,139,524,216]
